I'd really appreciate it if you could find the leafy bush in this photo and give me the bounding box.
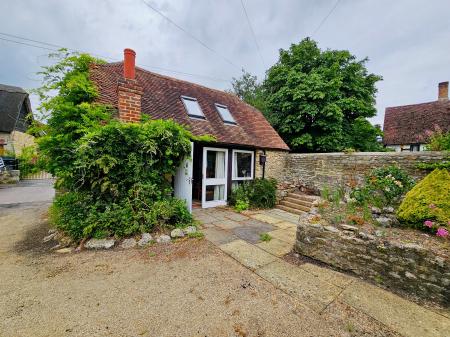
[16,145,45,178]
[37,51,198,241]
[50,191,193,241]
[426,129,450,151]
[229,178,277,210]
[397,169,450,229]
[351,166,415,207]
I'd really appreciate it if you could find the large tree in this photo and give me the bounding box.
[262,38,383,152]
[228,69,267,114]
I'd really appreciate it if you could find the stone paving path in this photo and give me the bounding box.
[194,207,450,337]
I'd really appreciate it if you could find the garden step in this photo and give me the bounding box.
[287,193,316,202]
[280,200,310,212]
[284,197,313,207]
[276,204,307,215]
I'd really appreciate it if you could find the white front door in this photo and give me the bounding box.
[202,147,228,208]
[174,142,194,212]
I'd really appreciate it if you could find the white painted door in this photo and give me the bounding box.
[202,147,228,208]
[174,142,194,212]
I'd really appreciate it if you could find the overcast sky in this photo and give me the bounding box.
[1,0,449,126]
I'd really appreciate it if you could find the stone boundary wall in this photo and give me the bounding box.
[0,170,20,184]
[281,151,447,194]
[295,221,450,306]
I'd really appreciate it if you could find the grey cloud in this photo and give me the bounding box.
[1,0,449,126]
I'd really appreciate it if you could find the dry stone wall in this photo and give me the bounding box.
[295,221,450,306]
[281,151,446,194]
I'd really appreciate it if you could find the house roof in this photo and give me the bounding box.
[89,62,289,151]
[0,84,32,133]
[383,100,450,145]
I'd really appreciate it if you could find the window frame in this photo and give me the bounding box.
[232,149,254,181]
[181,95,206,120]
[215,103,236,125]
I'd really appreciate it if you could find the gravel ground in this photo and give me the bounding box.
[0,202,399,337]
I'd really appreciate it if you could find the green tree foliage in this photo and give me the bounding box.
[397,169,450,228]
[228,69,267,113]
[35,51,197,241]
[35,50,112,186]
[263,38,383,152]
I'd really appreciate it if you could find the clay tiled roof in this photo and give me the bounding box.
[383,100,450,145]
[90,63,289,151]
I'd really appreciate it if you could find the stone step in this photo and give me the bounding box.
[276,204,306,216]
[287,193,316,202]
[284,197,313,208]
[280,200,310,212]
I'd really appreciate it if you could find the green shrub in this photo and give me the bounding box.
[229,178,277,210]
[50,191,193,241]
[397,169,450,228]
[351,166,415,207]
[16,145,45,178]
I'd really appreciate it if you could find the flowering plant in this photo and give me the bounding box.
[351,166,414,206]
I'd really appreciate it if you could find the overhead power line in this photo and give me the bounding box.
[239,0,265,69]
[141,0,240,69]
[0,32,230,82]
[311,0,342,37]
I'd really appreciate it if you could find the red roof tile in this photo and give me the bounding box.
[383,100,450,145]
[89,62,289,151]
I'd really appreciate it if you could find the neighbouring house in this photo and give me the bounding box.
[0,84,34,157]
[383,81,450,151]
[90,49,289,210]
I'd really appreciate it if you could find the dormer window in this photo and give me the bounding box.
[181,96,205,119]
[215,103,236,125]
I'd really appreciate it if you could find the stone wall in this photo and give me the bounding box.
[282,151,447,194]
[0,170,20,184]
[295,221,450,306]
[255,149,288,182]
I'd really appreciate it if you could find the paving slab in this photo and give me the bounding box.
[194,213,218,224]
[250,213,283,224]
[299,263,354,289]
[267,228,297,244]
[273,221,297,230]
[202,227,237,245]
[223,211,249,221]
[341,281,450,337]
[219,239,277,270]
[212,219,242,230]
[265,209,300,223]
[256,238,293,257]
[232,223,274,244]
[256,259,341,312]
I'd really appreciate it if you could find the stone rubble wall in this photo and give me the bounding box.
[295,221,450,306]
[280,151,447,194]
[0,170,20,184]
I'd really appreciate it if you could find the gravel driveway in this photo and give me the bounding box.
[0,201,398,336]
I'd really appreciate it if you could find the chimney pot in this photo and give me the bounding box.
[123,48,136,80]
[438,81,448,101]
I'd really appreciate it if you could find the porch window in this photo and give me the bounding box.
[181,96,205,119]
[215,103,236,125]
[232,150,254,180]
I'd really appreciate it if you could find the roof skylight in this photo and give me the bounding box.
[181,96,205,119]
[215,104,236,124]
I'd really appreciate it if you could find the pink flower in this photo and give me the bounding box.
[424,220,434,228]
[436,228,449,237]
[429,204,436,209]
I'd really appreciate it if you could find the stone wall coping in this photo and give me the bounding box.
[289,151,446,157]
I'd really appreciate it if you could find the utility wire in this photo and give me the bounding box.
[141,0,240,69]
[311,0,342,37]
[239,0,265,69]
[0,33,230,82]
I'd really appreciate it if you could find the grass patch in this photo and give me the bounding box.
[259,233,272,242]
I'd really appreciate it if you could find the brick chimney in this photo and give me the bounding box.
[438,81,448,101]
[117,48,142,122]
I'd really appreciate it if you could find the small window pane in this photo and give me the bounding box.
[206,151,226,179]
[216,104,235,124]
[233,152,252,178]
[182,97,204,118]
[205,185,225,201]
